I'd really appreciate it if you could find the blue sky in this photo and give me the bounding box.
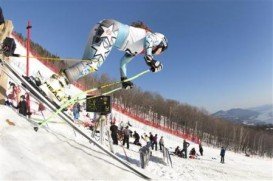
[2,0,272,112]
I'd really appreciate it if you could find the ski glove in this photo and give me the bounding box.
[144,55,163,73]
[121,77,134,90]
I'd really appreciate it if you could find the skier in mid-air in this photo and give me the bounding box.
[41,19,168,102]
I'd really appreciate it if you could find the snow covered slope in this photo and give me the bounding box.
[112,109,273,180]
[0,106,143,180]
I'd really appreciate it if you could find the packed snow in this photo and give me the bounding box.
[0,36,272,180]
[0,106,144,180]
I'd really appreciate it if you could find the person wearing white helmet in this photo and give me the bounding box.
[64,19,168,88]
[41,19,168,102]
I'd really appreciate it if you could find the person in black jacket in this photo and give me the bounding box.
[174,146,181,156]
[14,95,28,116]
[189,147,196,159]
[149,132,154,149]
[199,143,203,156]
[153,134,158,151]
[220,147,226,164]
[110,122,118,145]
[133,131,141,146]
[182,139,190,159]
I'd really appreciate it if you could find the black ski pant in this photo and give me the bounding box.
[159,143,164,150]
[111,133,118,145]
[221,156,225,163]
[134,138,140,146]
[154,142,158,151]
[182,149,188,158]
[123,135,129,149]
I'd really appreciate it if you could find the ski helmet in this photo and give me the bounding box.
[152,33,168,54]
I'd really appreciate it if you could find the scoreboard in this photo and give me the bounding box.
[86,95,111,114]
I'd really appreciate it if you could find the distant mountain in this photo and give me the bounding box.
[212,105,273,125]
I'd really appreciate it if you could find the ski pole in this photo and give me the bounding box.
[47,68,150,123]
[41,87,122,126]
[37,70,150,126]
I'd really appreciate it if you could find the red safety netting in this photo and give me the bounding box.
[113,103,200,144]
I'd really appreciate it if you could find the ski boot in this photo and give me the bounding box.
[39,72,70,106]
[39,60,98,106]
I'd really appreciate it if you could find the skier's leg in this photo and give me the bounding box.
[64,19,120,83]
[113,134,118,145]
[126,136,129,149]
[39,20,120,103]
[123,137,126,146]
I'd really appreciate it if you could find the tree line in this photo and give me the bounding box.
[113,88,273,157]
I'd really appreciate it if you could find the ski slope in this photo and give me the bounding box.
[0,36,272,180]
[1,105,272,180]
[0,106,143,180]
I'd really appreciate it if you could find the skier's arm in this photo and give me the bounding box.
[144,33,163,73]
[144,33,157,59]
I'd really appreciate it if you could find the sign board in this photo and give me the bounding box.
[86,95,111,113]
